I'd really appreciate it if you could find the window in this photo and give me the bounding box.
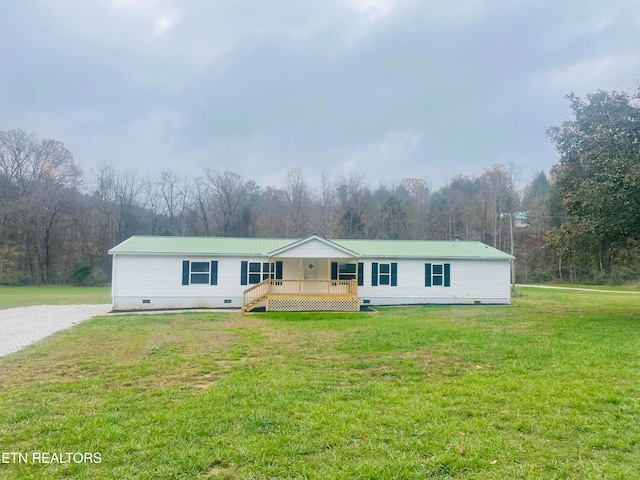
[191,262,210,284]
[425,263,450,287]
[248,262,262,284]
[182,260,218,285]
[339,263,356,280]
[331,262,364,285]
[241,261,282,285]
[379,263,390,285]
[432,264,443,286]
[371,262,397,286]
[246,262,276,284]
[262,263,274,281]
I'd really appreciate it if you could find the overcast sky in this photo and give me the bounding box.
[1,0,638,189]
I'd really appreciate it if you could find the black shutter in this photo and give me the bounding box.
[182,261,190,285]
[331,262,338,280]
[357,262,364,286]
[371,263,378,286]
[444,263,451,287]
[425,263,432,287]
[240,261,248,285]
[391,263,398,286]
[210,261,218,285]
[275,261,283,280]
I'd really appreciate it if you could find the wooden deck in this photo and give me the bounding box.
[243,279,359,312]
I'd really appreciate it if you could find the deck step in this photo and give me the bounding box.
[243,295,268,312]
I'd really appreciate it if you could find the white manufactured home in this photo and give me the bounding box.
[108,234,513,312]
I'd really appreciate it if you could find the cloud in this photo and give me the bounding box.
[533,53,640,95]
[125,108,187,143]
[21,110,109,174]
[340,130,424,175]
[153,15,176,35]
[2,0,639,192]
[107,0,181,35]
[345,0,399,20]
[186,130,427,188]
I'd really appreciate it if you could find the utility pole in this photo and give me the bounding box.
[500,212,515,293]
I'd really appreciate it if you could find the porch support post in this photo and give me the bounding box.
[268,257,272,294]
[355,261,359,295]
[299,259,302,294]
[327,258,331,294]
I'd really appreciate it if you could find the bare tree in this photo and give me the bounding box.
[255,186,286,237]
[335,173,370,238]
[401,178,432,239]
[282,167,313,237]
[480,164,520,249]
[92,163,145,244]
[158,170,193,235]
[192,176,214,235]
[0,129,82,283]
[316,171,340,237]
[141,175,165,235]
[205,170,262,236]
[0,129,80,190]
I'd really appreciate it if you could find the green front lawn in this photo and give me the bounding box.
[0,286,111,309]
[1,288,639,479]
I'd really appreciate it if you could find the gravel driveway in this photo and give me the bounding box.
[0,304,112,357]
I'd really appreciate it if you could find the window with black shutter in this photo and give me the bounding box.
[372,262,397,287]
[243,261,281,285]
[425,263,451,287]
[182,260,218,285]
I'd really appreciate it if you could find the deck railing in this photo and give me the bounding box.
[242,279,357,311]
[269,279,357,296]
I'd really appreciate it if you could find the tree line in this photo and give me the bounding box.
[546,89,640,283]
[1,87,639,285]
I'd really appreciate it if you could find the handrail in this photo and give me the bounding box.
[242,278,271,311]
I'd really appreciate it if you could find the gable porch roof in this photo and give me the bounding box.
[267,234,359,258]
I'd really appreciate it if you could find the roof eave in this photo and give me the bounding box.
[108,251,268,257]
[357,255,513,260]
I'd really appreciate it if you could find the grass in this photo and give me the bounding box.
[1,287,639,479]
[0,286,111,309]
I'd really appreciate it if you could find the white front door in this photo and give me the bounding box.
[304,259,319,280]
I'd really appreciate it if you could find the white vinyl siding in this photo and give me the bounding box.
[112,255,265,309]
[357,258,510,304]
[111,253,511,309]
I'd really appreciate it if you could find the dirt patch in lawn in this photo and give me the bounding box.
[0,319,245,389]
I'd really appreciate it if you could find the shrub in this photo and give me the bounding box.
[608,265,640,285]
[584,270,607,285]
[70,264,92,285]
[86,267,107,286]
[532,268,553,283]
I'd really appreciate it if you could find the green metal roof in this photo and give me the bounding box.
[334,239,513,259]
[109,235,513,260]
[108,236,293,255]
